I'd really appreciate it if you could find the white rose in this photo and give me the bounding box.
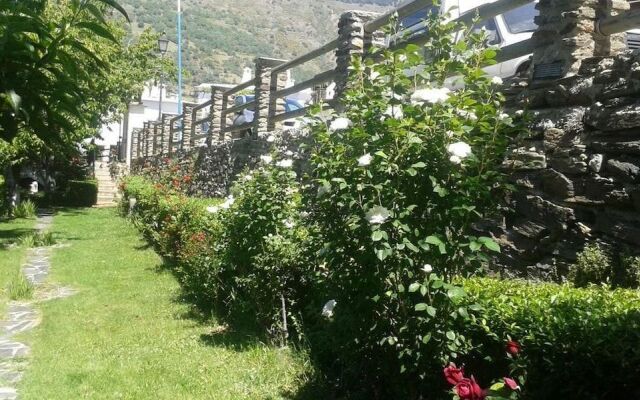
[206,206,219,213]
[266,135,275,143]
[284,219,295,229]
[447,141,473,162]
[220,196,235,209]
[491,76,503,85]
[358,153,373,167]
[260,155,273,164]
[411,87,451,104]
[421,264,433,273]
[330,117,352,132]
[515,110,524,117]
[366,206,390,225]
[276,159,293,168]
[321,299,337,318]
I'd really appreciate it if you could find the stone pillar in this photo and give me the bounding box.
[152,122,161,156]
[254,57,286,137]
[531,0,629,81]
[268,68,288,132]
[161,114,172,155]
[131,128,140,160]
[143,122,151,158]
[182,103,196,151]
[334,11,379,103]
[211,85,226,142]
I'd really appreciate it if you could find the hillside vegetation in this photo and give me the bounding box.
[121,0,395,88]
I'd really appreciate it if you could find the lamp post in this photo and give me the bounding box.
[157,33,169,120]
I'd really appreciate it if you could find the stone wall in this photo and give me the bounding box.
[132,129,311,198]
[499,50,640,279]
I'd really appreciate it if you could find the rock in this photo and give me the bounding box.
[531,107,586,134]
[516,195,576,230]
[541,169,575,198]
[588,154,604,172]
[549,155,588,174]
[606,159,640,182]
[591,140,640,155]
[504,148,547,170]
[585,99,640,131]
[604,189,633,208]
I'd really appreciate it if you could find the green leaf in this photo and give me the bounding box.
[415,303,428,311]
[479,236,501,253]
[426,306,437,317]
[446,331,456,341]
[408,282,421,293]
[94,0,130,21]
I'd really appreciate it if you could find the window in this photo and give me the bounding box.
[400,5,440,30]
[503,3,539,34]
[472,18,501,46]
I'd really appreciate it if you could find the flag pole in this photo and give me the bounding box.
[177,0,183,114]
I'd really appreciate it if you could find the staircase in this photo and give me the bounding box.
[94,148,119,207]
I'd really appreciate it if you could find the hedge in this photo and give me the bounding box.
[121,176,640,400]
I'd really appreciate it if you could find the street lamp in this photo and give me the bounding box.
[157,33,169,119]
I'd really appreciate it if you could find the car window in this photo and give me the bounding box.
[400,5,440,30]
[472,18,501,46]
[503,3,539,34]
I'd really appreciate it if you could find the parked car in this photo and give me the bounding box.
[394,0,538,79]
[232,95,305,135]
[397,0,640,79]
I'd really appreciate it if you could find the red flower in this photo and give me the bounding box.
[506,340,521,356]
[504,377,520,391]
[443,363,465,386]
[455,376,486,400]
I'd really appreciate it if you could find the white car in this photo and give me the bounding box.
[396,0,538,79]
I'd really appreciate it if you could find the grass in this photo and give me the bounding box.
[18,231,56,248]
[19,208,314,399]
[0,217,37,313]
[7,271,33,300]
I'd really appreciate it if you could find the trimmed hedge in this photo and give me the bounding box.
[121,176,640,400]
[59,179,98,207]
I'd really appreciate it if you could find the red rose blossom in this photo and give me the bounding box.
[504,377,520,391]
[455,376,486,400]
[443,363,465,386]
[506,340,521,355]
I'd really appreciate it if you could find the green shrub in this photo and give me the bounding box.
[19,231,56,248]
[465,278,640,399]
[13,199,37,219]
[62,180,98,207]
[8,271,33,300]
[569,243,611,287]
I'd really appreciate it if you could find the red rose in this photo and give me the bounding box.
[504,377,520,391]
[455,376,486,400]
[443,363,465,385]
[506,340,521,355]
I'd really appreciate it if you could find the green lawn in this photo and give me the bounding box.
[0,216,37,313]
[19,208,313,399]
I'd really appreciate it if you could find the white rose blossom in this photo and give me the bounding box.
[366,206,390,225]
[284,219,295,229]
[411,87,451,105]
[515,109,524,117]
[260,155,273,164]
[276,159,294,168]
[220,196,235,210]
[491,76,503,85]
[447,141,473,164]
[456,109,478,122]
[322,300,337,318]
[421,264,433,273]
[498,113,510,121]
[266,135,275,143]
[206,206,219,214]
[358,153,373,167]
[329,117,353,132]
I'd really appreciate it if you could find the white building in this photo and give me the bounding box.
[98,83,180,165]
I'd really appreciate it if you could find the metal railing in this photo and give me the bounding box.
[134,0,640,160]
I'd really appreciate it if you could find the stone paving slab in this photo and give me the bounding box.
[0,212,72,399]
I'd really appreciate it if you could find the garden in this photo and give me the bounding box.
[120,12,640,400]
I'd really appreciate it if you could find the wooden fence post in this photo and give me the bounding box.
[211,85,227,141]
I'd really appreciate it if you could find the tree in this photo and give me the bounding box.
[0,0,173,205]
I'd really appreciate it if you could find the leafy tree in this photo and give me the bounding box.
[0,0,173,204]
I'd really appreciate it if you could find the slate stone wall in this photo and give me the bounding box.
[132,128,311,198]
[498,51,640,279]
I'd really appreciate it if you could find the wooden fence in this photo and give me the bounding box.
[131,0,640,160]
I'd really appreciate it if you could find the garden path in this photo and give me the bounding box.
[0,212,74,400]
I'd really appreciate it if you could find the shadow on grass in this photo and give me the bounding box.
[0,227,38,248]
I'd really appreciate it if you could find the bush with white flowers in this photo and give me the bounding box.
[304,12,520,397]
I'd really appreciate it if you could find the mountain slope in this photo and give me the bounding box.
[122,0,396,89]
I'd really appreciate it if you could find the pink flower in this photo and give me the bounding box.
[504,377,520,391]
[455,376,486,400]
[506,340,521,356]
[443,363,465,386]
